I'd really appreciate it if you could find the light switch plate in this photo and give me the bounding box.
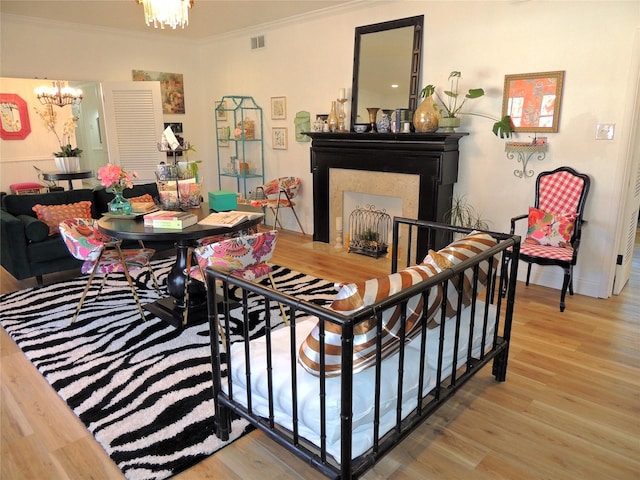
[596,123,615,140]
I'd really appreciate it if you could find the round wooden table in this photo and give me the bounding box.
[98,203,263,327]
[41,170,93,190]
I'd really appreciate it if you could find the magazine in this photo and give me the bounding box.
[198,210,264,227]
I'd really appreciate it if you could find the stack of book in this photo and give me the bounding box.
[143,210,198,229]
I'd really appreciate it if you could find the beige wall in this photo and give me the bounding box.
[1,1,639,299]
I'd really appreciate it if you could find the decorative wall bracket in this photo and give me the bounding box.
[505,142,548,178]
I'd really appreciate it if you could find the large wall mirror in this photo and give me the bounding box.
[502,71,565,133]
[350,15,423,129]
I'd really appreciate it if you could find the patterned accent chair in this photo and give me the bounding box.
[59,218,161,322]
[507,166,591,311]
[183,230,288,334]
[250,177,305,234]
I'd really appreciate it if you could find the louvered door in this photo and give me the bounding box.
[100,81,165,183]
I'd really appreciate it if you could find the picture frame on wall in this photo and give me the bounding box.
[272,127,288,150]
[217,126,229,147]
[215,101,227,121]
[270,96,286,120]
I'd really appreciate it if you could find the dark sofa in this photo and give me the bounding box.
[1,183,175,287]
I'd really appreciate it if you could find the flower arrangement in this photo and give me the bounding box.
[33,106,83,157]
[97,163,138,193]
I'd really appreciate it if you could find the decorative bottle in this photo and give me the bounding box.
[377,110,392,133]
[327,101,339,132]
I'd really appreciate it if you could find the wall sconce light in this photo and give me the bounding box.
[35,81,83,108]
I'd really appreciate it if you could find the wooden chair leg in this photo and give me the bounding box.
[526,263,532,286]
[560,266,572,312]
[72,249,106,323]
[267,272,289,326]
[115,245,146,321]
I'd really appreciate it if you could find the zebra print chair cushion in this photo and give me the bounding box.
[298,263,442,377]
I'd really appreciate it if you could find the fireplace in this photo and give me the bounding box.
[307,132,467,258]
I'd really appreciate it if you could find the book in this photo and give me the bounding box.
[198,210,264,227]
[143,210,198,229]
[130,202,159,214]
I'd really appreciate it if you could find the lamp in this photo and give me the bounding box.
[35,81,83,108]
[136,0,194,29]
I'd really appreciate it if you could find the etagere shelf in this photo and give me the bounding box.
[215,96,264,199]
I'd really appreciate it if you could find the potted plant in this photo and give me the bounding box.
[445,194,489,230]
[419,71,513,138]
[33,106,83,172]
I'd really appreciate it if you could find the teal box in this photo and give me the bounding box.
[208,190,237,211]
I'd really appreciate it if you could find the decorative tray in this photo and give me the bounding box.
[102,206,160,220]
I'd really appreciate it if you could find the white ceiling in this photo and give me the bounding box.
[0,0,355,40]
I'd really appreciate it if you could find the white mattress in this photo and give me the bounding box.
[224,301,497,462]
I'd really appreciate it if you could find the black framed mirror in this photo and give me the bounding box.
[350,15,423,130]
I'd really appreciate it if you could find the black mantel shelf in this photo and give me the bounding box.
[306,131,468,257]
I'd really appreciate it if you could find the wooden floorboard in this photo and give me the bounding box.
[1,228,639,479]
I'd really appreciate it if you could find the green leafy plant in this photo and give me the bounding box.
[445,194,489,230]
[420,70,513,138]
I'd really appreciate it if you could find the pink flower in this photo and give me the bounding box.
[97,164,138,191]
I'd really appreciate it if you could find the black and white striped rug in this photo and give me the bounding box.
[0,258,335,479]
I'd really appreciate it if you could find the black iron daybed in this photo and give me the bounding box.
[205,217,521,479]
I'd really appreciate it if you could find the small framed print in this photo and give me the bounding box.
[217,126,229,147]
[270,96,286,120]
[272,127,288,150]
[215,101,227,121]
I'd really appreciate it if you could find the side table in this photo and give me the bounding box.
[41,170,93,190]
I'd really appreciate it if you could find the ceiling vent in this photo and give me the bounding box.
[251,35,265,50]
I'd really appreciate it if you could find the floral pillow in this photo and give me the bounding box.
[526,207,576,248]
[32,201,93,235]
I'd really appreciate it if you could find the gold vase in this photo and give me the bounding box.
[412,96,439,133]
[366,107,379,133]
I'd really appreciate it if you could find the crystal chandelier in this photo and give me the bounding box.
[35,81,83,107]
[136,0,194,29]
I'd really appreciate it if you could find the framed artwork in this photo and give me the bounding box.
[132,70,185,114]
[215,100,227,121]
[164,122,183,134]
[272,127,288,150]
[271,96,286,120]
[0,93,31,140]
[502,71,565,133]
[217,126,229,147]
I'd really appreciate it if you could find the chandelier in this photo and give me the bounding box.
[35,81,83,108]
[136,0,194,29]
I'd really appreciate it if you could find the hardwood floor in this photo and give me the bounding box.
[2,229,639,479]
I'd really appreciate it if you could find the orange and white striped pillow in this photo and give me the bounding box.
[421,231,498,322]
[298,263,442,377]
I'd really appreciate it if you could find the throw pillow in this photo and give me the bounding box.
[32,201,93,235]
[525,207,576,248]
[421,231,498,322]
[18,214,49,243]
[298,263,443,377]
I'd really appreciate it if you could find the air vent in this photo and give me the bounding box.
[251,35,265,50]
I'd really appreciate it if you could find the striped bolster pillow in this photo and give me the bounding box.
[298,263,442,377]
[421,231,498,323]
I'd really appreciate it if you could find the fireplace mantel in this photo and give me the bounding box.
[306,132,468,255]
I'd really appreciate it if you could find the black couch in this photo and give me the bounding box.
[1,183,175,287]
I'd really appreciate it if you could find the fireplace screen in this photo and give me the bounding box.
[348,205,391,258]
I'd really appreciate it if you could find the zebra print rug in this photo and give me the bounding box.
[0,258,335,480]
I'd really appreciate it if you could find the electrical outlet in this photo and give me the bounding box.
[595,123,615,140]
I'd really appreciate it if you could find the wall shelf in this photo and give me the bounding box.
[505,142,548,178]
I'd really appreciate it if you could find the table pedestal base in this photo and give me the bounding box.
[144,297,207,328]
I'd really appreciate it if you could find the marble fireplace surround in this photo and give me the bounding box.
[330,169,419,243]
[308,132,467,257]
